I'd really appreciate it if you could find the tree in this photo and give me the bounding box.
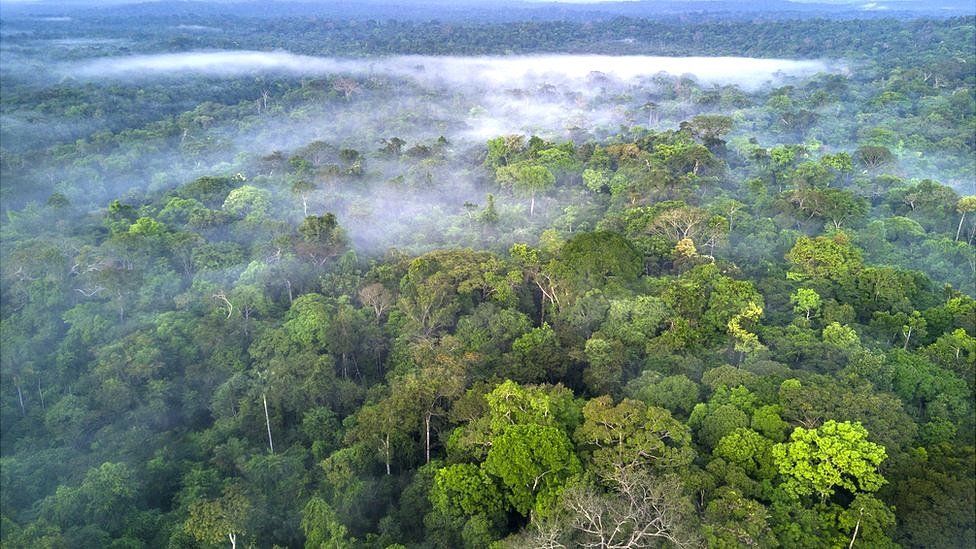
[627,374,700,419]
[582,169,609,193]
[358,282,393,321]
[302,497,355,549]
[506,323,565,383]
[397,249,515,338]
[714,428,777,481]
[703,488,776,548]
[573,396,694,479]
[296,213,346,267]
[348,399,408,475]
[431,463,505,520]
[690,402,750,450]
[854,145,894,172]
[380,136,407,156]
[815,188,868,229]
[291,179,315,217]
[648,205,727,254]
[821,322,860,362]
[786,233,862,281]
[496,163,555,216]
[551,232,642,296]
[397,352,467,464]
[479,194,500,226]
[181,175,237,207]
[477,380,582,441]
[222,185,271,220]
[888,444,975,548]
[727,301,765,360]
[184,484,251,549]
[689,114,733,143]
[900,310,927,350]
[561,470,699,548]
[954,195,976,241]
[790,288,822,322]
[483,423,582,517]
[772,420,887,503]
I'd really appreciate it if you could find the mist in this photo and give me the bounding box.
[70,51,841,92]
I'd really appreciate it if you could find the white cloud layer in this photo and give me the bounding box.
[71,51,840,92]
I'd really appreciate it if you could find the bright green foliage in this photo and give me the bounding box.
[574,396,695,478]
[822,322,860,358]
[772,420,887,502]
[283,294,332,350]
[482,380,582,435]
[688,385,758,449]
[790,288,822,322]
[482,423,581,516]
[222,185,271,219]
[128,216,166,237]
[691,403,750,450]
[786,233,863,280]
[483,135,524,168]
[430,464,504,519]
[714,428,777,480]
[728,301,765,355]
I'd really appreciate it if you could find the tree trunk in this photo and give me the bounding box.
[229,532,237,549]
[530,193,536,216]
[385,433,391,475]
[424,413,432,464]
[848,508,863,549]
[956,212,966,241]
[263,393,275,454]
[16,384,25,416]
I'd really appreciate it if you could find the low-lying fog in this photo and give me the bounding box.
[70,51,841,92]
[65,52,845,143]
[3,49,855,252]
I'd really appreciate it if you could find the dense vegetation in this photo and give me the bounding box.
[1,9,974,549]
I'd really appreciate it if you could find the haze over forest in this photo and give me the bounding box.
[1,1,974,548]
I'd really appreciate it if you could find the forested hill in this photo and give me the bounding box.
[2,0,974,22]
[1,12,974,549]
